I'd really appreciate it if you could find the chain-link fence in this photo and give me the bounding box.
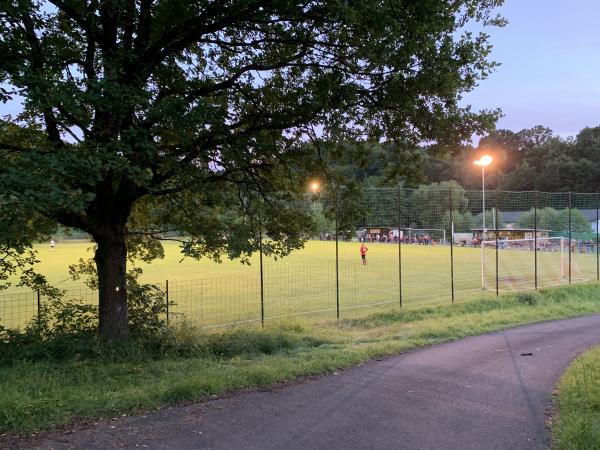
[2,187,600,330]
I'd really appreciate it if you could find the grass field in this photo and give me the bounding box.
[1,240,598,330]
[552,344,600,449]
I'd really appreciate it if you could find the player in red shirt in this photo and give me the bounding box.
[360,243,368,265]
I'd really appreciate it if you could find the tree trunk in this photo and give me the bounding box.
[94,230,129,339]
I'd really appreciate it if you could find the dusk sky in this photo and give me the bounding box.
[2,1,597,140]
[463,0,600,138]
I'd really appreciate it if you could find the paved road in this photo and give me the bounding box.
[16,314,600,450]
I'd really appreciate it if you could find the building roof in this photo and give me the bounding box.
[499,211,525,223]
[578,209,600,222]
[471,228,551,232]
[474,211,524,223]
[475,209,600,223]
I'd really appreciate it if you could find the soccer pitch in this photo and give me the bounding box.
[1,240,597,329]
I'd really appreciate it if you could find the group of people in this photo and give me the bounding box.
[576,240,598,253]
[357,233,439,266]
[359,233,435,245]
[318,233,353,242]
[403,234,435,245]
[458,238,482,247]
[360,233,395,243]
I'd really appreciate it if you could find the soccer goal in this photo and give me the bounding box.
[480,237,584,291]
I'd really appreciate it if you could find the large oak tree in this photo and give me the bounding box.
[0,0,502,338]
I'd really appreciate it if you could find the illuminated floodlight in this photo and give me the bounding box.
[474,155,493,167]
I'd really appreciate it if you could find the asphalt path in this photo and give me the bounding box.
[15,314,600,450]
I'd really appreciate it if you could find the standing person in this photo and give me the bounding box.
[50,239,56,251]
[360,243,368,265]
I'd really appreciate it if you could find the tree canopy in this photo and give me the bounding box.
[0,0,503,338]
[518,207,591,233]
[410,180,472,230]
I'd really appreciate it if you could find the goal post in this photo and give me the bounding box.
[480,237,569,291]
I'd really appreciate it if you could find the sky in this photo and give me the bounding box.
[462,0,600,138]
[2,1,598,140]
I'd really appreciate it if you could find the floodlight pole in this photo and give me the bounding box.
[482,166,486,235]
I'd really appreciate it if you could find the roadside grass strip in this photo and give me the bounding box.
[2,284,600,434]
[553,343,600,449]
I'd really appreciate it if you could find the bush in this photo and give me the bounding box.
[31,277,170,339]
[514,292,538,306]
[0,270,173,364]
[127,280,170,336]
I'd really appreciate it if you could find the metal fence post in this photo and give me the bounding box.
[449,187,455,304]
[534,191,538,290]
[495,192,499,297]
[398,186,403,308]
[259,219,265,326]
[165,280,169,327]
[596,192,600,280]
[37,290,41,323]
[335,201,340,320]
[568,192,572,284]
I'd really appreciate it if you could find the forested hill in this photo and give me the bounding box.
[426,125,600,193]
[339,125,600,193]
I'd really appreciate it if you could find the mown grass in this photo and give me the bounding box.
[3,240,596,330]
[2,283,600,435]
[552,343,600,449]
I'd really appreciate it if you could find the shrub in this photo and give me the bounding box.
[0,269,173,364]
[515,292,538,306]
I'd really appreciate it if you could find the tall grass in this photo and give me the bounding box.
[553,344,600,449]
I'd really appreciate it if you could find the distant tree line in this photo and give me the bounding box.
[317,123,600,234]
[315,180,593,235]
[423,125,600,193]
[329,124,600,194]
[517,208,591,233]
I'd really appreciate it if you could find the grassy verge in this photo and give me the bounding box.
[2,283,600,435]
[552,343,600,449]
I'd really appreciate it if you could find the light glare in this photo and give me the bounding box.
[474,155,493,167]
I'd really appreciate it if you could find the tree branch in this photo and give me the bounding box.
[143,1,265,71]
[145,47,312,122]
[56,104,90,138]
[134,0,153,56]
[47,0,102,41]
[0,142,33,153]
[20,12,63,145]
